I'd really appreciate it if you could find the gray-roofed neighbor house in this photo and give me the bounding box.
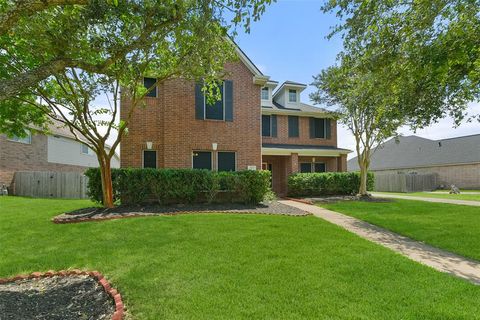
[348,134,480,189]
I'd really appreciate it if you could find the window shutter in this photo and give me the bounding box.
[271,115,277,137]
[288,116,299,137]
[195,82,205,120]
[309,117,315,138]
[224,80,233,121]
[325,118,331,139]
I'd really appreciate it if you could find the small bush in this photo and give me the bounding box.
[85,168,272,205]
[288,171,374,196]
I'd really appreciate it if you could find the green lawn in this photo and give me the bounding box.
[375,191,480,201]
[321,199,480,261]
[1,197,480,319]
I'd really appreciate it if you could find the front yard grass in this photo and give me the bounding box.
[321,199,480,261]
[374,191,480,201]
[1,196,480,319]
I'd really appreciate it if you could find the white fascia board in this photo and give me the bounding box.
[254,75,270,85]
[262,147,352,157]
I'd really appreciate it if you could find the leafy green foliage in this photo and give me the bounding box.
[85,168,272,205]
[322,0,480,127]
[288,172,374,197]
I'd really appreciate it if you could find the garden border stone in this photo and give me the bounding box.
[0,270,125,320]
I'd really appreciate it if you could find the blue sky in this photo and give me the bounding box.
[234,0,479,156]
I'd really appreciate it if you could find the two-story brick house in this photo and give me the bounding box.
[120,44,350,195]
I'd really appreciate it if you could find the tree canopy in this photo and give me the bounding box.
[322,0,480,128]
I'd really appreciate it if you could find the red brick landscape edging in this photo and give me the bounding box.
[0,270,125,320]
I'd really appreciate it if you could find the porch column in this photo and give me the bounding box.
[337,154,347,172]
[288,153,299,175]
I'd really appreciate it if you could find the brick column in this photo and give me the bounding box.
[337,154,347,172]
[289,153,299,175]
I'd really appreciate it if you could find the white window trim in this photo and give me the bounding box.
[7,132,32,144]
[203,82,226,121]
[142,150,158,169]
[192,151,213,170]
[216,151,237,172]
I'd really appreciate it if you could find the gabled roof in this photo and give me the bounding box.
[272,80,307,98]
[348,134,480,171]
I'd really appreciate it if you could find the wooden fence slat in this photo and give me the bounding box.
[374,173,437,192]
[13,171,89,199]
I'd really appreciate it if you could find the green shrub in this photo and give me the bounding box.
[85,168,272,205]
[288,171,374,196]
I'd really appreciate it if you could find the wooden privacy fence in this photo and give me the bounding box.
[374,173,438,192]
[13,171,89,199]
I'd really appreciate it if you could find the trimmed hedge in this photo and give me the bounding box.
[85,168,271,205]
[288,171,374,196]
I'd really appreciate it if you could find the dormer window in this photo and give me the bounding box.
[288,89,297,102]
[261,87,269,100]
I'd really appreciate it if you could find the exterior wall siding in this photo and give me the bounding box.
[262,114,337,147]
[372,163,480,189]
[0,134,90,188]
[121,61,262,171]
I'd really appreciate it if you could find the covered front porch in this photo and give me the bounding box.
[262,144,351,196]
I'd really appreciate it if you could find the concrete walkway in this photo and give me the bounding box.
[280,200,480,285]
[371,192,480,207]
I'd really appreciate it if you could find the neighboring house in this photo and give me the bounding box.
[120,44,350,195]
[0,121,120,191]
[348,135,480,189]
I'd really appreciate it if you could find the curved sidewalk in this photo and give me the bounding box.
[371,193,480,206]
[280,200,480,285]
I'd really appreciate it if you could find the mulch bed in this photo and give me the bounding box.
[53,200,310,224]
[0,271,124,320]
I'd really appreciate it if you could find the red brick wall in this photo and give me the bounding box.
[262,115,337,147]
[0,134,89,187]
[121,61,262,170]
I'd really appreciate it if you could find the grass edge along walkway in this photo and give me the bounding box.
[371,192,480,206]
[280,200,480,285]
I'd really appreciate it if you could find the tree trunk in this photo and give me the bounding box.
[358,162,369,196]
[98,154,114,208]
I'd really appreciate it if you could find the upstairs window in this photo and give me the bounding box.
[288,116,299,137]
[81,144,93,155]
[262,115,277,137]
[144,77,157,98]
[261,87,269,100]
[195,81,233,122]
[8,131,32,144]
[310,117,331,139]
[205,83,224,120]
[288,89,297,102]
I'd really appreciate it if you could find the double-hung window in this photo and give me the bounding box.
[262,115,277,137]
[143,150,157,169]
[310,117,331,139]
[288,116,299,137]
[195,81,234,121]
[261,87,269,100]
[288,89,297,102]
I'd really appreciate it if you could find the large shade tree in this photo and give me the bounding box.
[0,0,273,207]
[311,52,404,196]
[322,0,480,127]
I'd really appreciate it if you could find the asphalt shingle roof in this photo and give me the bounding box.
[261,101,330,114]
[348,134,480,171]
